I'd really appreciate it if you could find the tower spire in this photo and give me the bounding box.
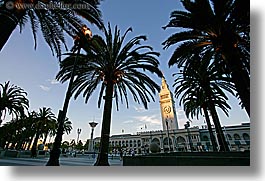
[159,76,179,131]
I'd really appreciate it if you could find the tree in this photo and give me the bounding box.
[76,140,84,151]
[61,141,70,149]
[174,53,235,151]
[62,117,72,135]
[42,116,57,145]
[0,119,18,149]
[0,81,29,125]
[163,0,250,116]
[0,0,103,57]
[24,111,38,150]
[56,23,163,165]
[31,107,56,157]
[0,111,36,150]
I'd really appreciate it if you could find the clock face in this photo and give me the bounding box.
[164,106,171,114]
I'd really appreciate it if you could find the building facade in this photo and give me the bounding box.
[93,123,250,155]
[93,77,250,154]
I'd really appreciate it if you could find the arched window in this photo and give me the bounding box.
[151,138,160,146]
[138,140,141,147]
[234,134,241,146]
[163,137,172,145]
[234,134,241,140]
[176,136,186,144]
[243,133,250,145]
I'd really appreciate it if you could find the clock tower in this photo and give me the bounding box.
[159,77,179,131]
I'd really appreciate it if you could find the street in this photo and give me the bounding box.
[0,156,123,166]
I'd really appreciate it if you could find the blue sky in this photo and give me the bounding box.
[0,0,250,143]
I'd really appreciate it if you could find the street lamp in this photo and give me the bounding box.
[165,119,171,152]
[77,128,82,144]
[88,121,98,157]
[46,25,92,166]
[184,121,193,152]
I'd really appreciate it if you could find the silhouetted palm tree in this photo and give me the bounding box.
[0,81,29,125]
[56,23,163,165]
[62,117,72,135]
[45,117,72,146]
[174,53,235,151]
[0,119,17,149]
[163,0,250,116]
[31,107,56,157]
[0,0,103,57]
[42,115,57,145]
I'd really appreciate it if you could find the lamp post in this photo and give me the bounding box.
[160,130,164,153]
[88,121,98,157]
[46,25,92,166]
[184,121,193,152]
[165,120,171,152]
[77,128,81,145]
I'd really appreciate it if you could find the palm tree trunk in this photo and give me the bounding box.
[46,110,64,166]
[46,48,81,166]
[202,106,218,152]
[0,111,3,126]
[43,132,49,145]
[27,136,34,150]
[208,105,230,152]
[94,82,114,166]
[16,133,25,150]
[0,8,25,51]
[5,142,10,149]
[31,131,40,157]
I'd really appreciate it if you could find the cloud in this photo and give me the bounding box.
[134,115,161,125]
[176,109,185,116]
[116,115,163,133]
[122,120,135,124]
[47,79,60,85]
[133,106,147,113]
[39,85,51,92]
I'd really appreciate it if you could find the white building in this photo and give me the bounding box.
[93,77,250,154]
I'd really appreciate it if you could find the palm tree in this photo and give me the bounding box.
[62,117,72,135]
[0,119,16,149]
[45,117,72,146]
[0,81,29,125]
[174,53,235,151]
[56,23,163,165]
[0,0,103,57]
[61,140,70,150]
[42,116,57,145]
[24,111,38,150]
[31,107,56,157]
[163,0,250,116]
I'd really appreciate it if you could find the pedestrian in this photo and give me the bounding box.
[131,149,135,156]
[31,149,37,158]
[119,149,123,161]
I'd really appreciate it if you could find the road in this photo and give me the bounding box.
[0,156,123,166]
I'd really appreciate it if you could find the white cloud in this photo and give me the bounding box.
[176,109,185,116]
[47,79,60,85]
[39,85,50,92]
[133,106,147,113]
[134,115,161,125]
[122,120,134,124]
